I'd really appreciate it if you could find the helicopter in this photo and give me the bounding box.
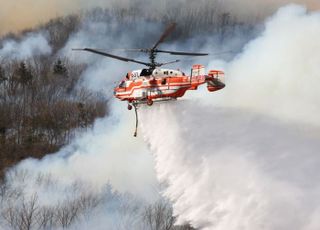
[73,23,225,136]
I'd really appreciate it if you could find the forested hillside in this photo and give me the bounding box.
[0,58,106,178]
[0,14,109,176]
[0,3,259,229]
[0,3,254,178]
[0,15,98,177]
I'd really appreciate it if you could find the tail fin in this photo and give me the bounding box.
[192,64,205,76]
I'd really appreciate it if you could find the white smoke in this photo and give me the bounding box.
[2,3,320,229]
[0,16,161,230]
[223,4,320,126]
[0,101,158,229]
[13,101,158,201]
[0,19,158,201]
[0,32,51,60]
[141,4,320,230]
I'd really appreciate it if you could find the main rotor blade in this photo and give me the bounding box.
[152,23,176,50]
[72,48,151,66]
[158,60,180,67]
[208,50,236,56]
[156,50,208,56]
[94,48,148,52]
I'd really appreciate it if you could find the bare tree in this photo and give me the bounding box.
[19,194,38,230]
[2,203,18,230]
[36,206,56,230]
[1,193,38,230]
[55,200,79,229]
[143,200,175,230]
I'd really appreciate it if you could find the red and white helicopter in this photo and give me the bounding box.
[74,23,225,136]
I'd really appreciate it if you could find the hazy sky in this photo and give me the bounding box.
[0,0,107,35]
[0,0,319,35]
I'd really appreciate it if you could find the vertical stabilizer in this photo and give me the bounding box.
[192,64,205,76]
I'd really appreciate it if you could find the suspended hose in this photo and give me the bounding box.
[133,103,138,137]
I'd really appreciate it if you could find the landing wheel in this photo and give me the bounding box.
[147,99,153,106]
[127,104,133,110]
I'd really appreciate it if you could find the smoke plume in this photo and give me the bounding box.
[141,4,320,229]
[0,102,159,229]
[0,32,51,60]
[1,2,320,229]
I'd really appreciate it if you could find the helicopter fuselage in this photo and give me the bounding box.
[114,65,225,106]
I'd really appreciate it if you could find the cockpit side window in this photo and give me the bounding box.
[140,69,153,76]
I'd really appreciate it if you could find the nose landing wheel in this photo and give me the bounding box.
[147,99,153,106]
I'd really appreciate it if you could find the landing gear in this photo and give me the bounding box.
[127,104,133,110]
[147,99,153,106]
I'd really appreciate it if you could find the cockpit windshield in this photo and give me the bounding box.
[119,81,126,88]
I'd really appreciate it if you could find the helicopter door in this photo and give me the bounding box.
[141,90,147,99]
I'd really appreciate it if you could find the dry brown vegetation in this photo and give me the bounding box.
[0,57,107,178]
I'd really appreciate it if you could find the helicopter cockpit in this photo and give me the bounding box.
[118,80,126,88]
